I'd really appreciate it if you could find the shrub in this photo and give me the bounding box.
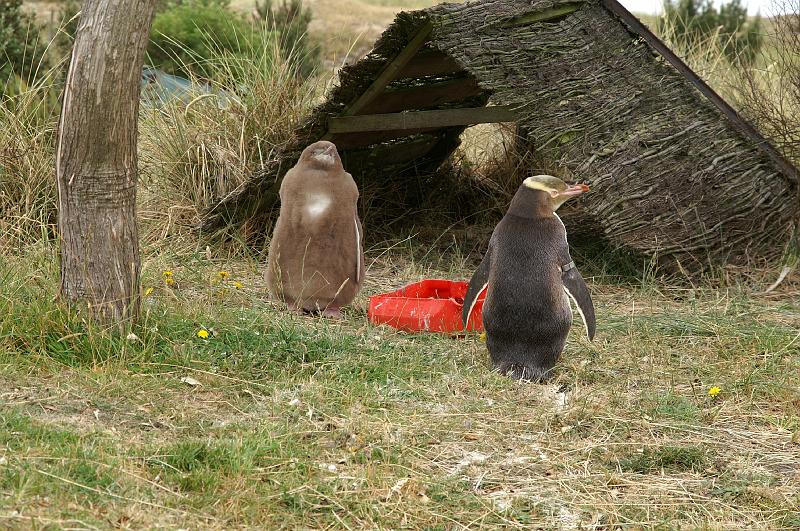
[661,0,762,63]
[253,0,320,77]
[0,0,48,84]
[147,1,258,78]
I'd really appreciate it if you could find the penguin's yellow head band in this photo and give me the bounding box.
[523,175,589,209]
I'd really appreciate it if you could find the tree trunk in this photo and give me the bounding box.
[56,0,156,326]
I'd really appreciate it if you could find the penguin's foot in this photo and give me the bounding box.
[495,362,552,383]
[321,307,345,320]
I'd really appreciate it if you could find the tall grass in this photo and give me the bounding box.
[656,16,743,101]
[0,69,62,252]
[138,28,319,247]
[0,22,319,252]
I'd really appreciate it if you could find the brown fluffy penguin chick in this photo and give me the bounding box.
[266,141,364,318]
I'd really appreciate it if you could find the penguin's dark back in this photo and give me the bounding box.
[489,214,566,309]
[482,208,572,349]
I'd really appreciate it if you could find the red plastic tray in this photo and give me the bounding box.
[368,279,486,333]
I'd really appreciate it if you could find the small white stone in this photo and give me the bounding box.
[126,332,139,342]
[180,376,201,387]
[288,398,301,407]
[0,456,7,465]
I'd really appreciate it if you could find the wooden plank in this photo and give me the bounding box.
[503,2,583,27]
[601,0,799,184]
[321,22,433,142]
[343,22,433,118]
[357,77,484,115]
[396,49,465,78]
[328,106,516,133]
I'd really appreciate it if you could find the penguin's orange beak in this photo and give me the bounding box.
[551,183,589,199]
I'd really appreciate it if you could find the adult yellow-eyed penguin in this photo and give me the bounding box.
[462,175,595,381]
[266,141,364,318]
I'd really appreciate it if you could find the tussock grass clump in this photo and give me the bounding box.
[0,70,62,252]
[138,29,318,247]
[617,445,709,474]
[1,11,318,252]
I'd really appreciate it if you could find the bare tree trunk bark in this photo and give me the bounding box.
[56,0,156,326]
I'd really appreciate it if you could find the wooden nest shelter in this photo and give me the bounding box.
[201,0,799,272]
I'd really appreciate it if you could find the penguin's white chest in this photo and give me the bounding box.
[305,192,332,219]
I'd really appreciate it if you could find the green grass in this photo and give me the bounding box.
[617,445,709,474]
[0,244,798,528]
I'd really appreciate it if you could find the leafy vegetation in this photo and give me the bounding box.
[147,0,318,79]
[254,0,320,77]
[0,0,47,84]
[148,1,261,78]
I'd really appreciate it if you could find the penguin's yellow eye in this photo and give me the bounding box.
[548,189,559,198]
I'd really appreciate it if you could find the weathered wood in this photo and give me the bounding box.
[328,106,516,133]
[357,77,484,115]
[396,48,465,78]
[602,0,799,184]
[56,0,156,325]
[342,134,444,167]
[340,22,433,118]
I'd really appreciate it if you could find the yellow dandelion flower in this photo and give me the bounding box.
[479,332,487,342]
[144,287,154,297]
[233,281,243,289]
[708,386,722,398]
[164,277,175,287]
[218,271,229,279]
[197,329,209,339]
[162,271,173,277]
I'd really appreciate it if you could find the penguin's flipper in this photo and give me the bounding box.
[354,215,364,282]
[562,267,596,340]
[462,244,492,327]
